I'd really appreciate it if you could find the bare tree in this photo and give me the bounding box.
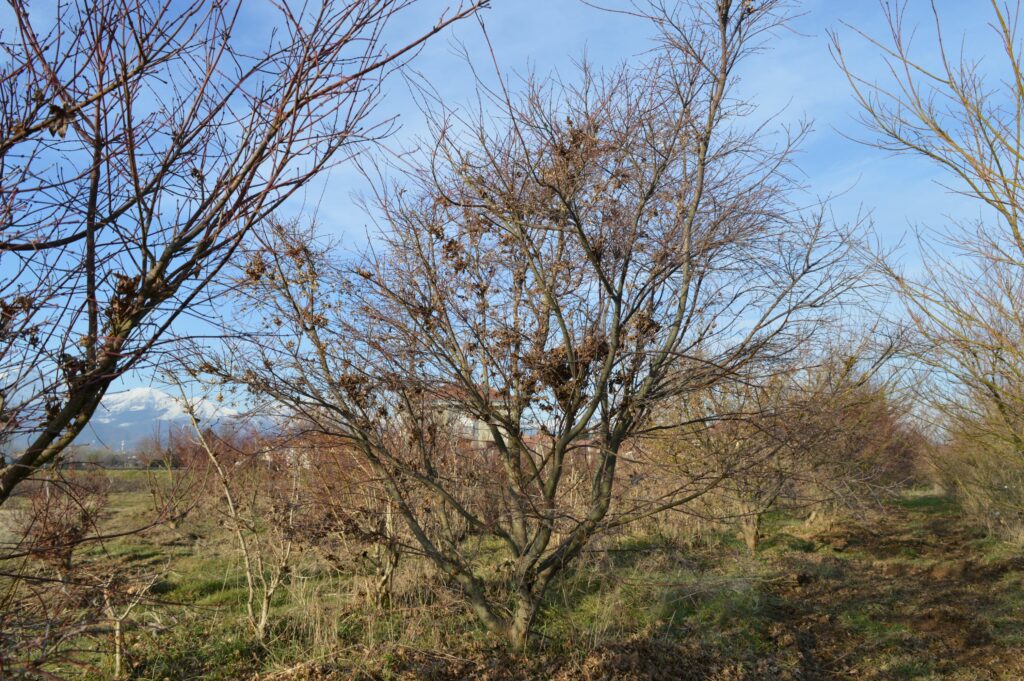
[659,336,914,552]
[202,0,867,649]
[0,0,487,505]
[294,433,408,608]
[99,568,163,680]
[179,403,298,645]
[832,0,1024,518]
[0,470,110,675]
[6,470,110,580]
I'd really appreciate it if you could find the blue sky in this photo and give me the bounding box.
[0,0,1002,441]
[125,0,996,395]
[300,0,994,259]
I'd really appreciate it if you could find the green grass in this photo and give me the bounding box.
[8,483,1024,680]
[129,616,266,681]
[884,657,938,679]
[839,608,910,641]
[535,529,777,660]
[897,493,958,515]
[988,573,1024,645]
[761,531,816,554]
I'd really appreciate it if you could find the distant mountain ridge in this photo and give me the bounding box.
[77,387,238,453]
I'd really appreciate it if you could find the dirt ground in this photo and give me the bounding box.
[761,499,1024,680]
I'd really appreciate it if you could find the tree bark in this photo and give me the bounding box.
[506,590,541,652]
[741,511,761,553]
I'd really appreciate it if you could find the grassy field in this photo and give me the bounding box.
[3,473,1023,680]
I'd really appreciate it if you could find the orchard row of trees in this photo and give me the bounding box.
[2,0,1023,674]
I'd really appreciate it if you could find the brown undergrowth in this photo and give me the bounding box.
[241,493,1023,681]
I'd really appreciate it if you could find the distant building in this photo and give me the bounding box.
[427,384,512,445]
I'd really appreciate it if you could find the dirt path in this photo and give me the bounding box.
[768,498,1024,680]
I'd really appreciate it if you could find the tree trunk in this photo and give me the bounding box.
[112,617,123,679]
[741,512,761,553]
[373,543,400,608]
[505,591,540,651]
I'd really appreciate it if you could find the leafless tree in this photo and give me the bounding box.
[5,470,110,580]
[832,0,1024,521]
[201,0,868,649]
[658,335,915,552]
[0,470,110,675]
[0,0,487,505]
[99,568,163,680]
[292,433,408,608]
[178,400,298,645]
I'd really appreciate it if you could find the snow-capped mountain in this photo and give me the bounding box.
[77,387,239,453]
